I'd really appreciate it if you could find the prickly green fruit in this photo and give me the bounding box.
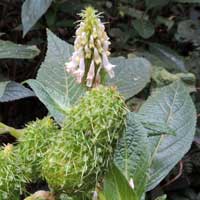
[0,144,27,200]
[42,86,127,195]
[17,117,59,182]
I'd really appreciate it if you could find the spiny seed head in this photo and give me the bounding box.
[16,117,59,182]
[0,145,27,200]
[65,7,115,87]
[42,86,127,196]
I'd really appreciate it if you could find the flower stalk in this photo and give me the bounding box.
[0,122,23,138]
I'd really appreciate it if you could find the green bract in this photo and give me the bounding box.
[42,86,127,195]
[17,117,59,182]
[0,144,26,200]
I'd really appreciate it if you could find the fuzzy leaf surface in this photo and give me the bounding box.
[22,0,53,36]
[133,19,155,39]
[103,164,138,200]
[149,43,186,72]
[0,81,35,102]
[114,112,149,198]
[0,40,40,59]
[107,57,151,99]
[27,29,86,123]
[139,80,196,190]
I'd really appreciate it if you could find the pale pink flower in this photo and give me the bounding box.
[94,48,101,64]
[74,57,85,83]
[102,52,115,78]
[103,40,111,51]
[65,60,78,74]
[86,60,95,87]
[89,35,94,48]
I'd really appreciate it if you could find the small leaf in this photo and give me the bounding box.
[114,112,149,198]
[107,57,151,100]
[175,20,200,46]
[0,81,35,102]
[27,29,86,124]
[133,19,155,39]
[139,80,196,190]
[22,0,53,36]
[0,40,40,59]
[149,43,187,72]
[103,164,138,200]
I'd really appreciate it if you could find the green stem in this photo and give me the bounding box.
[0,122,23,138]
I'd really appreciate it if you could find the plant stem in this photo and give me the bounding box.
[0,122,23,138]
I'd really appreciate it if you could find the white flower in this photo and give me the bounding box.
[81,32,87,45]
[102,52,115,78]
[74,57,85,83]
[89,35,94,48]
[65,60,78,74]
[86,60,95,87]
[85,45,91,58]
[103,40,110,51]
[71,49,82,63]
[94,48,101,64]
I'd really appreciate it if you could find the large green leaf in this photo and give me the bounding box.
[149,43,186,72]
[107,57,151,100]
[103,164,138,200]
[175,20,200,46]
[0,81,35,102]
[0,81,8,97]
[27,29,86,123]
[133,19,155,39]
[114,112,149,198]
[0,40,40,59]
[139,80,196,190]
[22,0,53,36]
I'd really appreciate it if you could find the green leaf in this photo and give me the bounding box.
[139,80,196,190]
[149,43,187,72]
[27,29,86,124]
[175,20,200,46]
[0,81,35,102]
[114,112,149,198]
[26,79,66,123]
[145,0,170,9]
[22,0,53,36]
[173,0,200,3]
[133,19,155,39]
[0,81,9,97]
[0,40,40,59]
[103,164,138,200]
[141,121,176,136]
[107,57,151,100]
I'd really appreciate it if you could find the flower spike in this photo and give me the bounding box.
[65,6,115,87]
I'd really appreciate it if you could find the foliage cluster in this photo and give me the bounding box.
[0,0,199,200]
